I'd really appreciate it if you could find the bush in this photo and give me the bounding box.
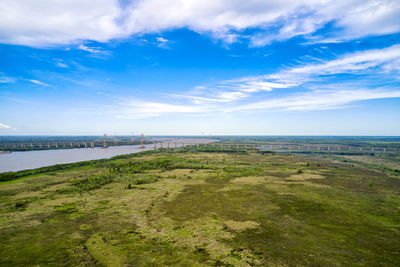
[132,176,158,185]
[14,201,27,209]
[73,174,113,191]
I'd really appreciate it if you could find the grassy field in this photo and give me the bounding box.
[1,148,400,266]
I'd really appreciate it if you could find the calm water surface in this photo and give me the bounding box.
[0,144,158,173]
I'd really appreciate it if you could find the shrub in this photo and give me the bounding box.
[73,174,113,191]
[132,176,158,185]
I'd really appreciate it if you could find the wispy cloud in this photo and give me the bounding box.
[230,89,400,112]
[28,79,51,87]
[54,59,69,68]
[155,36,170,48]
[0,123,11,129]
[220,44,400,95]
[105,45,400,118]
[156,37,168,43]
[0,75,16,83]
[111,99,212,119]
[78,44,109,54]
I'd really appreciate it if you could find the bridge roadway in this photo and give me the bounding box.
[1,141,398,154]
[154,142,398,153]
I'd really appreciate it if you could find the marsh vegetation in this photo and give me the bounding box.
[1,147,399,266]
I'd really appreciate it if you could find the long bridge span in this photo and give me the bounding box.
[1,135,399,154]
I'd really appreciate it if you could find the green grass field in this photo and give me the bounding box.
[1,148,399,266]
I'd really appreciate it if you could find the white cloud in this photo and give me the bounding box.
[0,0,122,47]
[78,44,108,54]
[112,99,212,119]
[55,61,69,68]
[230,89,400,112]
[156,37,168,43]
[155,36,169,48]
[0,123,11,129]
[221,44,400,95]
[109,86,400,119]
[0,0,399,47]
[28,79,50,87]
[155,45,400,114]
[0,76,15,83]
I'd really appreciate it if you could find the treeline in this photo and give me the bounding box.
[0,150,158,182]
[0,160,106,182]
[108,156,211,175]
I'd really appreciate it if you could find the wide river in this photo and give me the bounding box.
[0,138,217,173]
[0,144,162,173]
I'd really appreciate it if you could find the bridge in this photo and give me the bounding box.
[0,134,399,154]
[152,143,399,154]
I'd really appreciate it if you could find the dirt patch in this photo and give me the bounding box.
[287,173,325,181]
[224,220,260,232]
[231,176,266,185]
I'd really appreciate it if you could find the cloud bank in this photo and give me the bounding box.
[0,0,399,47]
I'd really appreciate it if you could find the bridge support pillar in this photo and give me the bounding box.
[139,134,144,149]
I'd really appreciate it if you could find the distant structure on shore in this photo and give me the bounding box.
[140,133,145,149]
[103,134,108,148]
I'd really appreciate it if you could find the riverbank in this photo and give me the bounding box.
[0,144,156,173]
[0,138,216,173]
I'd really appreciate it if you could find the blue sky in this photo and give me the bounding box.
[0,0,400,135]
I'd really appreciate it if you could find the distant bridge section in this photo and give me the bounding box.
[0,135,398,154]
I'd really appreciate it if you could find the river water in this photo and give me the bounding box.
[0,144,159,173]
